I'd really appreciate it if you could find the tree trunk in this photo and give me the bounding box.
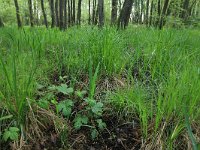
[88,0,91,24]
[145,0,150,25]
[140,0,144,23]
[68,0,71,26]
[14,0,22,28]
[33,0,39,25]
[28,0,34,27]
[149,0,154,26]
[55,0,60,27]
[156,0,161,27]
[98,0,104,27]
[159,0,170,29]
[134,0,140,23]
[72,0,75,25]
[111,0,118,25]
[181,0,190,21]
[59,0,64,30]
[49,0,55,28]
[118,0,134,29]
[77,0,82,25]
[64,0,67,29]
[41,0,48,28]
[0,17,4,27]
[92,0,97,24]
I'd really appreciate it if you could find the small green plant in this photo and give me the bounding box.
[57,100,73,117]
[3,127,20,142]
[72,62,106,139]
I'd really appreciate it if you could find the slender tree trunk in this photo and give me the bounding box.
[135,0,140,23]
[72,0,75,25]
[118,0,134,29]
[92,0,97,24]
[49,0,55,28]
[98,0,104,27]
[14,0,22,27]
[145,0,150,25]
[64,0,67,29]
[0,17,4,27]
[181,0,190,21]
[140,0,144,23]
[149,0,154,26]
[111,0,118,25]
[59,0,64,30]
[89,0,91,24]
[33,0,38,25]
[28,0,34,27]
[156,0,161,27]
[55,0,60,27]
[77,0,82,25]
[41,0,48,28]
[159,0,170,29]
[68,0,71,26]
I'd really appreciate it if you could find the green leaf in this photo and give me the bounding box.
[36,83,45,90]
[57,100,74,117]
[9,127,19,132]
[10,132,19,141]
[48,85,56,91]
[56,84,74,95]
[0,115,13,121]
[84,98,96,106]
[75,90,87,98]
[96,119,106,130]
[51,98,58,105]
[3,127,19,141]
[38,99,49,109]
[91,102,103,116]
[91,129,98,140]
[3,130,10,141]
[74,115,88,130]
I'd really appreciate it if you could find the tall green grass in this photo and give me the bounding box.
[0,26,199,148]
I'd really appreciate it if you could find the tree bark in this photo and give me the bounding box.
[55,0,60,27]
[98,0,104,27]
[88,0,91,24]
[49,0,55,28]
[140,0,144,23]
[59,0,64,30]
[0,17,4,27]
[64,0,67,29]
[68,0,71,26]
[156,0,161,27]
[14,0,22,28]
[28,0,34,27]
[92,0,97,24]
[41,0,48,28]
[145,0,150,25]
[111,0,118,25]
[118,0,134,29]
[72,0,76,25]
[149,0,154,26]
[181,0,190,21]
[159,0,170,29]
[77,0,82,25]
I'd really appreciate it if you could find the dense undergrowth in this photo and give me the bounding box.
[0,26,200,149]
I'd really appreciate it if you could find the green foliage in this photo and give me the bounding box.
[57,100,73,117]
[74,115,89,130]
[0,27,199,148]
[3,127,19,141]
[56,84,74,95]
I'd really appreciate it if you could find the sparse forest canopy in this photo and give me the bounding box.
[0,0,200,150]
[0,0,200,29]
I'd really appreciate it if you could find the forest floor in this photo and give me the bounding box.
[0,26,200,150]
